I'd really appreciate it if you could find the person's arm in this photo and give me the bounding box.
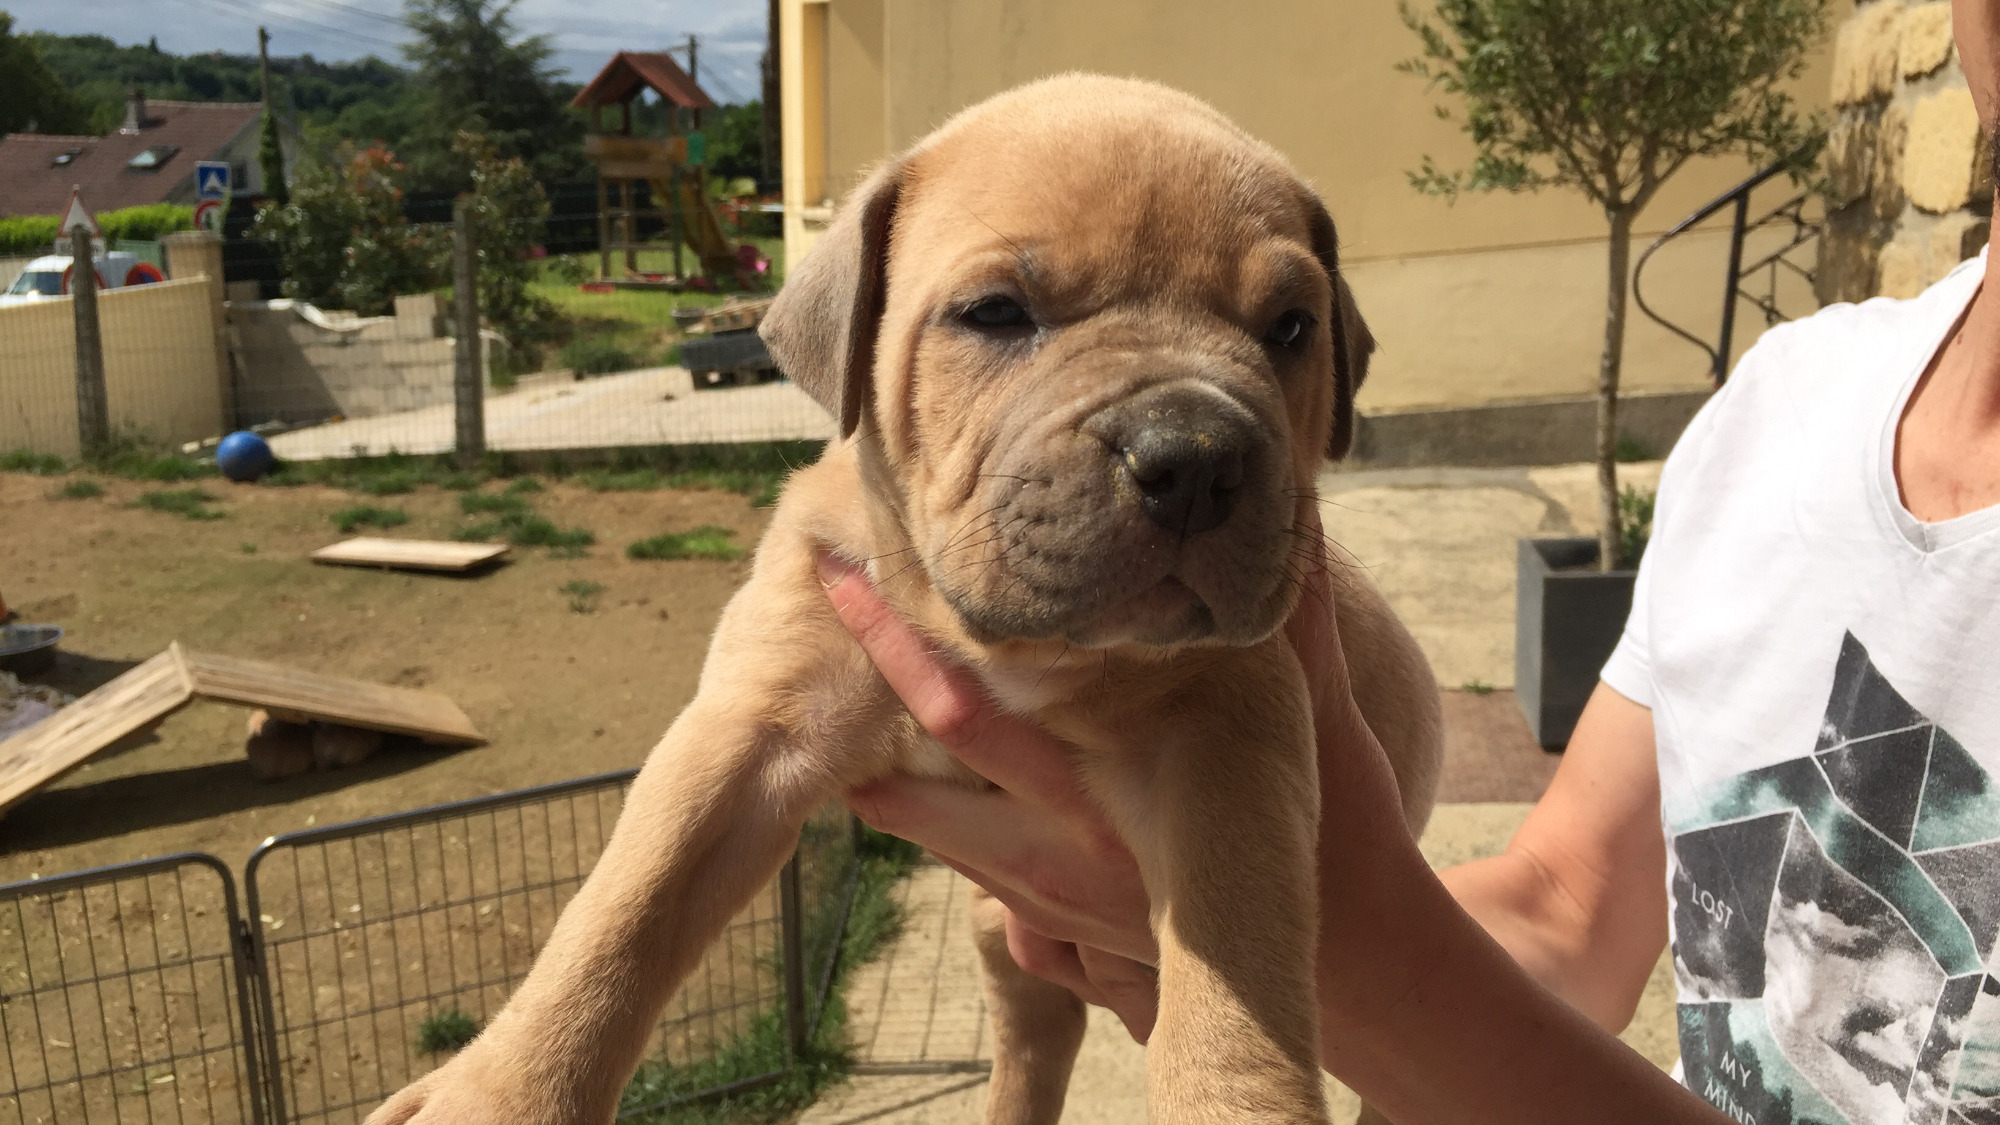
[1437,683,1667,1031]
[822,555,1721,1124]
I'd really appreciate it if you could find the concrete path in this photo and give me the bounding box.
[797,463,1679,1123]
[267,367,834,460]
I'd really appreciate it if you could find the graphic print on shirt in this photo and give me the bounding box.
[1673,633,2000,1125]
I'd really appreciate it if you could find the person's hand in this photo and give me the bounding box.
[816,550,1165,1039]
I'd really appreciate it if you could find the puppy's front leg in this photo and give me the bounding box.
[1097,642,1328,1125]
[367,526,905,1125]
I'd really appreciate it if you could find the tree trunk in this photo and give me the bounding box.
[1596,207,1635,572]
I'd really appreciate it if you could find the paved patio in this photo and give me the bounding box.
[267,367,834,460]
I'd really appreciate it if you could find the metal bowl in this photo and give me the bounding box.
[0,623,62,676]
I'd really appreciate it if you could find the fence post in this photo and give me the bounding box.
[779,852,809,1060]
[70,226,110,457]
[452,198,485,469]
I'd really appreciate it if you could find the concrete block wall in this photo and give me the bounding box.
[1821,0,1993,303]
[229,294,463,427]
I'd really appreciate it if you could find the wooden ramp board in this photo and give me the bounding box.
[0,648,194,815]
[312,537,510,572]
[180,648,485,746]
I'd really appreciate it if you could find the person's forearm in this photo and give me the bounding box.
[1313,835,1720,1125]
[1438,851,1647,1031]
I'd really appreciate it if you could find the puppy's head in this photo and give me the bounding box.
[764,75,1372,650]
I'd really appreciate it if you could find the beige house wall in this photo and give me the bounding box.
[781,0,1847,410]
[0,277,226,458]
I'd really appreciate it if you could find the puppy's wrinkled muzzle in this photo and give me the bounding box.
[1090,383,1259,537]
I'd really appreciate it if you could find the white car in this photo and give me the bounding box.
[0,251,165,308]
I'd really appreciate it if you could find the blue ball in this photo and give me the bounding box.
[215,431,276,482]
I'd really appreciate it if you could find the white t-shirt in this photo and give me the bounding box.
[1602,249,2000,1125]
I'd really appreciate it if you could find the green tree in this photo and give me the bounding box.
[258,111,288,204]
[0,13,88,135]
[1400,0,1824,569]
[453,130,560,366]
[400,0,581,190]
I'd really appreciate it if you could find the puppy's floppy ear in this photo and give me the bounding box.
[1304,197,1374,461]
[760,162,902,438]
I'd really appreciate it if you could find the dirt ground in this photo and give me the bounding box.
[0,471,774,883]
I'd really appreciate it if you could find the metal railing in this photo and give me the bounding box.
[0,774,867,1124]
[1633,152,1824,384]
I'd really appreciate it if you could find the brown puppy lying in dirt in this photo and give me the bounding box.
[369,74,1443,1125]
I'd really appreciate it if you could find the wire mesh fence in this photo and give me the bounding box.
[0,775,872,1124]
[0,853,267,1125]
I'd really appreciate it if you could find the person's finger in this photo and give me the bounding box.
[1076,943,1159,1043]
[846,776,1042,874]
[818,550,1096,813]
[1002,912,1107,1005]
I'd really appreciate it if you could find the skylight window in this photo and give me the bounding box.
[51,148,82,167]
[127,144,179,171]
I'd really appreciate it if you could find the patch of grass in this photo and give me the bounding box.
[460,491,533,517]
[560,579,606,614]
[415,1009,481,1055]
[1462,679,1496,696]
[51,479,103,500]
[86,437,214,481]
[239,542,258,554]
[1613,435,1655,463]
[133,487,224,521]
[262,452,488,495]
[455,493,594,555]
[616,820,918,1125]
[505,475,543,494]
[1,450,67,475]
[627,526,746,562]
[565,442,819,508]
[332,505,409,533]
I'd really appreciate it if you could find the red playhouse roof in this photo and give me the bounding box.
[570,51,716,111]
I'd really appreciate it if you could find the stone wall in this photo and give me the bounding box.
[1821,0,1993,303]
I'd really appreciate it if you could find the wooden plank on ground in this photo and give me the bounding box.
[180,648,485,746]
[311,537,510,573]
[0,647,195,815]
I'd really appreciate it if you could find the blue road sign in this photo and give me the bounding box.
[195,161,231,201]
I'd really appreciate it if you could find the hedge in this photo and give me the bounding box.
[0,203,195,257]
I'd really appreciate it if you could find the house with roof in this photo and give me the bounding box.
[0,89,289,219]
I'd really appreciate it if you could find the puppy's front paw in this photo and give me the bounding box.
[363,1054,583,1125]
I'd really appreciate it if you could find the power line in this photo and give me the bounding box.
[182,0,405,51]
[277,0,405,29]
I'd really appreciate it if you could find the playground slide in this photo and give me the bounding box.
[651,173,740,279]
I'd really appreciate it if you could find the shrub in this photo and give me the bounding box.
[251,144,445,315]
[560,336,644,377]
[0,204,193,256]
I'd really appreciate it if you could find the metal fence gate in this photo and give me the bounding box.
[0,775,865,1124]
[0,854,267,1125]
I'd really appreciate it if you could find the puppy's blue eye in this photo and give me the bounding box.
[1265,310,1312,348]
[964,296,1029,329]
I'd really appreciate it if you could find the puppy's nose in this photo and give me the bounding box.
[1106,389,1251,535]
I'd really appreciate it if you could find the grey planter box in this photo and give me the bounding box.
[1515,538,1636,750]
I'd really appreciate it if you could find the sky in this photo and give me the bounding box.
[10,0,770,105]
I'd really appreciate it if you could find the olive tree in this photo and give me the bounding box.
[1400,0,1824,568]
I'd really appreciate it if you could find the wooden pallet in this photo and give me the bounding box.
[311,537,510,573]
[0,643,485,816]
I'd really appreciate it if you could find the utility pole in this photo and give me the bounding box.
[687,34,701,130]
[761,0,779,191]
[257,26,271,108]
